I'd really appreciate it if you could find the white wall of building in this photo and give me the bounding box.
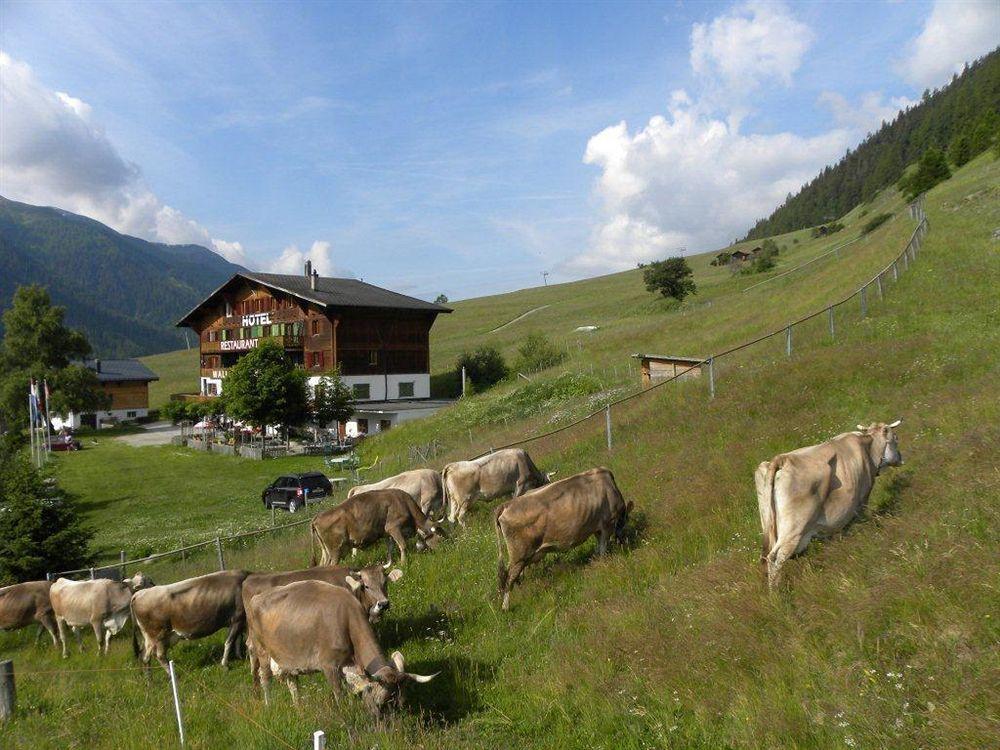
[52,407,150,430]
[310,373,430,402]
[345,403,445,436]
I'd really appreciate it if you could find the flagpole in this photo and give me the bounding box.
[28,390,37,466]
[43,379,53,461]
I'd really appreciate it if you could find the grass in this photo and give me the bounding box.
[2,153,998,749]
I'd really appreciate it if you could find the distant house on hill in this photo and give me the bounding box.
[52,359,159,430]
[730,250,753,263]
[631,353,706,386]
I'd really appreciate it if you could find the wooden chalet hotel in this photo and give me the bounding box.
[177,261,452,435]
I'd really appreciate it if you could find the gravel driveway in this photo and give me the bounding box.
[115,421,182,447]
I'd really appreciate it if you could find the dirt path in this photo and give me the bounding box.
[488,304,551,333]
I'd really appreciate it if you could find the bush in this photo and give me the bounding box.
[0,446,93,584]
[513,333,566,375]
[457,346,508,391]
[161,399,190,424]
[898,147,951,201]
[643,257,696,301]
[862,213,893,235]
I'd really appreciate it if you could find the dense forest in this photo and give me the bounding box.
[744,48,1000,240]
[0,198,242,357]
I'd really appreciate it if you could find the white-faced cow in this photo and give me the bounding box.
[241,564,403,626]
[246,580,437,714]
[348,469,445,518]
[494,467,632,610]
[310,489,445,566]
[755,420,904,589]
[49,572,153,658]
[131,569,250,670]
[443,448,551,525]
[0,581,59,648]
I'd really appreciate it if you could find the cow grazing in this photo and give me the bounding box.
[310,489,445,566]
[443,448,551,525]
[348,469,445,517]
[0,581,59,648]
[242,564,403,625]
[246,580,437,714]
[50,572,153,657]
[494,467,632,610]
[755,420,904,589]
[131,570,250,670]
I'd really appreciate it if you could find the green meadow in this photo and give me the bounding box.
[2,154,997,749]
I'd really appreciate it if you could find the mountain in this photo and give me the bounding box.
[744,48,1000,240]
[0,197,244,357]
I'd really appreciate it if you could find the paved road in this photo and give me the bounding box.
[488,304,552,333]
[115,421,182,447]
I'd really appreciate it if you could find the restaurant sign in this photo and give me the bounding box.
[220,338,259,352]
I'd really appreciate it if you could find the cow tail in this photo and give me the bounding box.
[493,501,511,594]
[310,521,320,567]
[441,465,453,523]
[758,458,783,562]
[130,599,141,661]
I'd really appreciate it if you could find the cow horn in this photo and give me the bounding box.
[406,671,439,684]
[888,419,902,428]
[382,561,393,571]
[856,424,867,432]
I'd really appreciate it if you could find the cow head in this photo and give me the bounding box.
[124,572,154,592]
[615,501,635,544]
[344,651,437,716]
[415,522,446,551]
[345,565,403,624]
[858,419,903,471]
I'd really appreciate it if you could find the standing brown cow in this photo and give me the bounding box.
[50,572,153,657]
[443,448,550,525]
[246,580,437,714]
[755,420,904,589]
[348,469,445,517]
[494,468,632,610]
[310,489,445,566]
[131,570,250,669]
[0,581,58,648]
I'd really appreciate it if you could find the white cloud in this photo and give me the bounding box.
[690,1,814,91]
[570,93,851,273]
[896,0,1000,89]
[270,240,354,278]
[0,52,246,265]
[818,91,918,134]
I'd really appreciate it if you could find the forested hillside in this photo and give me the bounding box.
[0,197,242,357]
[744,48,999,240]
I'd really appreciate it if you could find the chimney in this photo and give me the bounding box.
[310,269,318,291]
[304,259,312,278]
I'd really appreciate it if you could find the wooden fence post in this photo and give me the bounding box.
[707,357,715,399]
[215,537,225,571]
[828,306,835,339]
[89,567,95,580]
[893,261,898,282]
[604,406,612,451]
[119,550,126,579]
[785,326,792,357]
[860,287,868,317]
[313,730,326,750]
[876,275,883,300]
[0,660,15,722]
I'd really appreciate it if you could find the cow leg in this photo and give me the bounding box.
[767,534,804,591]
[73,626,85,652]
[501,559,528,611]
[322,664,345,701]
[104,626,113,654]
[56,618,69,658]
[92,619,106,655]
[248,643,260,694]
[39,613,59,648]
[221,621,243,667]
[595,525,611,556]
[258,659,273,706]
[387,526,408,565]
[285,675,300,705]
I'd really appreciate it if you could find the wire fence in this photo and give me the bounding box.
[49,201,928,581]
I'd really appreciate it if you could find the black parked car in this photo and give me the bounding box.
[261,472,334,512]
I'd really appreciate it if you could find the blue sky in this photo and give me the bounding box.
[1,1,997,299]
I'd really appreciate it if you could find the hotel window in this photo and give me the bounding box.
[398,381,414,398]
[262,324,271,337]
[353,383,370,400]
[126,411,137,419]
[251,325,262,338]
[311,319,320,335]
[221,329,232,341]
[356,418,369,434]
[369,350,379,367]
[242,326,252,339]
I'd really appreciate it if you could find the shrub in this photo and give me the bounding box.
[513,333,566,375]
[643,257,696,301]
[457,346,508,391]
[898,147,951,200]
[862,213,893,234]
[161,399,190,424]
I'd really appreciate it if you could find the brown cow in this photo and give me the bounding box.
[241,564,403,625]
[131,570,250,670]
[50,572,153,657]
[495,467,632,610]
[443,448,550,525]
[755,420,904,589]
[348,469,445,517]
[0,581,58,647]
[310,489,445,566]
[246,580,436,714]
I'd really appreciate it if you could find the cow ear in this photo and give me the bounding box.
[390,650,406,672]
[344,575,363,592]
[856,424,866,432]
[388,568,404,583]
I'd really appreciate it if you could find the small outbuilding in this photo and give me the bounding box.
[631,353,706,386]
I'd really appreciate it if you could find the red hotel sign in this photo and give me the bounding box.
[220,338,259,352]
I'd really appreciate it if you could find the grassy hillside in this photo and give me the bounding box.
[2,154,997,750]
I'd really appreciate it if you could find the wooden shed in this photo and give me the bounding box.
[631,353,706,386]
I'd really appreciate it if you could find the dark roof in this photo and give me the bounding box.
[630,353,706,364]
[177,272,451,327]
[83,359,159,383]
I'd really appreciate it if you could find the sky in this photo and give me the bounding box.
[1,1,997,300]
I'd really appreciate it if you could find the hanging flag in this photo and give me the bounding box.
[29,378,39,427]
